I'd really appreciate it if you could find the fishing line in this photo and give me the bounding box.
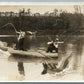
[0,23,18,38]
[0,23,17,32]
[59,26,80,42]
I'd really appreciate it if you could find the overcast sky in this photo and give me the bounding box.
[0,2,83,14]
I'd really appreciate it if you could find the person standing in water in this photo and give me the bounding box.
[16,30,26,51]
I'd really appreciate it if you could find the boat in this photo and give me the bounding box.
[8,48,58,58]
[0,45,58,58]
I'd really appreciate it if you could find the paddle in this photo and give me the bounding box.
[37,50,54,59]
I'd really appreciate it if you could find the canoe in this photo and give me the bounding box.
[8,48,58,58]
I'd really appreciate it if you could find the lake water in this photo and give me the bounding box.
[0,35,84,82]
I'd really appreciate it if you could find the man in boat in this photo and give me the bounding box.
[46,41,58,53]
[46,35,64,53]
[16,30,26,51]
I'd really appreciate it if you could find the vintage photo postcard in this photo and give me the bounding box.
[0,1,83,82]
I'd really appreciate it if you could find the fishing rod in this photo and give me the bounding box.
[0,23,18,38]
[0,23,17,33]
[54,26,80,43]
[61,28,79,42]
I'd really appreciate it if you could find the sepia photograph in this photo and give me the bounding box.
[0,1,83,82]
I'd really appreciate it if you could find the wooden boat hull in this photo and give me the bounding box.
[8,48,58,58]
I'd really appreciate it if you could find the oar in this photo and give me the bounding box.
[36,48,55,59]
[37,50,58,60]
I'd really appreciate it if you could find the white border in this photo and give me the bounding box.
[0,2,83,5]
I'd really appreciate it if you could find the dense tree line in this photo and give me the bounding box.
[0,7,83,35]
